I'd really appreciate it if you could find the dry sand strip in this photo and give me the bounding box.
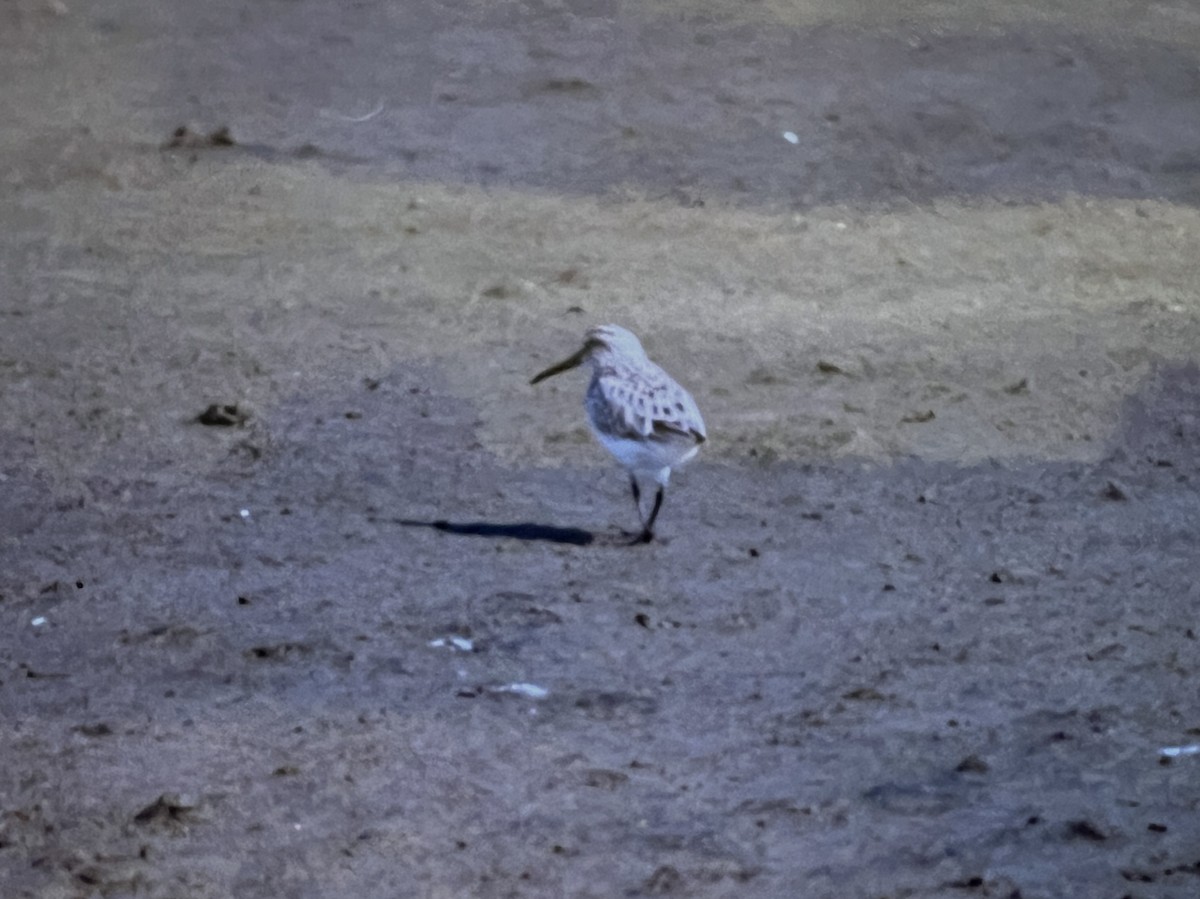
[5,160,1199,490]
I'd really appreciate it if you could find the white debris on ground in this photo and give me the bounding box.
[1160,744,1200,758]
[492,683,549,700]
[428,636,474,652]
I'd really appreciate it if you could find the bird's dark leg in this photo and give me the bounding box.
[635,485,665,543]
[629,475,643,523]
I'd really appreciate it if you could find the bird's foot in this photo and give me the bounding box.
[628,528,655,546]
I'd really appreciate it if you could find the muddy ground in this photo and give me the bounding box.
[2,1,1200,897]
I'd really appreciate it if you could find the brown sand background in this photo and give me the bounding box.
[2,1,1200,896]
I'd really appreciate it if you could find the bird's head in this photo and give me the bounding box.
[530,324,648,384]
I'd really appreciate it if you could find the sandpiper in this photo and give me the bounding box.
[530,324,706,543]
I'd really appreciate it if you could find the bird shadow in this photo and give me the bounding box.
[397,518,597,546]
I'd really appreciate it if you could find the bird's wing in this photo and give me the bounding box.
[660,380,706,443]
[593,367,705,444]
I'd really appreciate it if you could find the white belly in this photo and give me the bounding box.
[591,427,701,485]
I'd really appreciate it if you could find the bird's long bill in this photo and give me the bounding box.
[530,346,587,385]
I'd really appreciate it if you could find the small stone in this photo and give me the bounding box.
[955,754,989,774]
[1101,481,1128,501]
[1066,819,1107,841]
[133,793,196,825]
[196,404,247,427]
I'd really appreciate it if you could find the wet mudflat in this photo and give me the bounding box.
[2,1,1200,897]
